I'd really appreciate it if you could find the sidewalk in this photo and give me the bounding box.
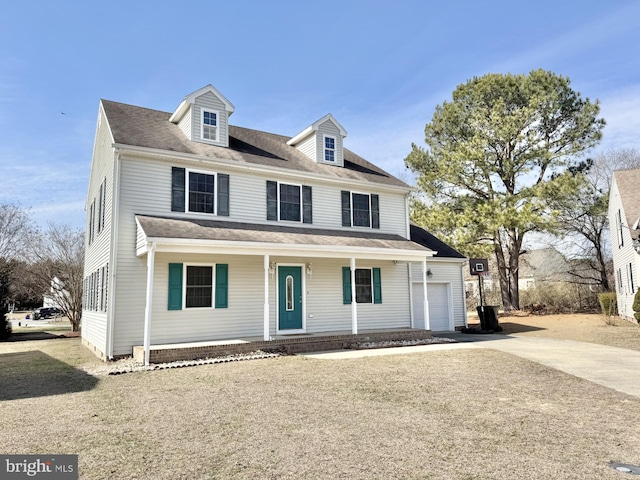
[304,334,640,398]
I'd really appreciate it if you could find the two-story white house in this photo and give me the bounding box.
[609,169,640,320]
[82,85,467,362]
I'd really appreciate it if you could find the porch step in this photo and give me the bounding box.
[133,329,432,364]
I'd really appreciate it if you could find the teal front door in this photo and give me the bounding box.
[278,266,303,330]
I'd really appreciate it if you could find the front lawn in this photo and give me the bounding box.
[1,337,639,479]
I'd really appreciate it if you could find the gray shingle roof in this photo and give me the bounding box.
[136,215,433,253]
[409,224,466,259]
[101,100,408,188]
[613,169,640,241]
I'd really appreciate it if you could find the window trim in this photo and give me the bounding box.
[183,263,216,310]
[186,168,217,215]
[200,108,220,142]
[323,134,336,163]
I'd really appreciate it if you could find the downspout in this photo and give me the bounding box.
[408,263,414,328]
[461,263,468,328]
[106,149,121,360]
[405,194,411,240]
[143,241,156,366]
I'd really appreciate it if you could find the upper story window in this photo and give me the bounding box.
[324,135,336,162]
[189,171,215,214]
[267,181,312,224]
[617,209,624,248]
[171,167,230,216]
[341,191,380,229]
[201,109,219,142]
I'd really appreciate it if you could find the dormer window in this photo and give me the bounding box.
[201,109,219,142]
[324,135,336,162]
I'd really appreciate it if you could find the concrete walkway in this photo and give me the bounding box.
[303,334,640,398]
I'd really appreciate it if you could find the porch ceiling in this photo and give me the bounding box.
[135,214,435,261]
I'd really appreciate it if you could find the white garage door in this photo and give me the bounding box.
[412,282,451,331]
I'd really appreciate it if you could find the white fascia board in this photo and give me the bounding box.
[114,144,412,195]
[137,237,434,262]
[286,125,314,146]
[287,113,348,146]
[170,85,235,123]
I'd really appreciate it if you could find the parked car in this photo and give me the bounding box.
[33,307,62,320]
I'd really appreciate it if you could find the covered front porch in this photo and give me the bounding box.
[135,215,436,365]
[132,327,433,364]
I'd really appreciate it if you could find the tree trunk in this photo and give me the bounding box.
[493,229,523,310]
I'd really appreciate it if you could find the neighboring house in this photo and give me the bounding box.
[609,169,640,320]
[464,248,570,297]
[43,276,68,309]
[82,84,468,361]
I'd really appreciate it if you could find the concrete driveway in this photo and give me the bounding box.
[304,334,640,398]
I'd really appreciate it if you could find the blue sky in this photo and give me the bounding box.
[1,0,639,230]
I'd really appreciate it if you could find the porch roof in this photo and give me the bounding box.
[135,215,435,261]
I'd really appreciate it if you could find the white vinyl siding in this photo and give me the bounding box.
[316,119,343,166]
[296,134,316,160]
[82,106,115,355]
[176,107,192,139]
[117,157,408,237]
[192,91,229,147]
[410,261,467,329]
[609,176,640,320]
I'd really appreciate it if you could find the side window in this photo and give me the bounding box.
[341,191,380,229]
[342,267,382,304]
[266,181,312,224]
[168,263,228,310]
[171,167,229,216]
[201,109,218,142]
[324,135,336,162]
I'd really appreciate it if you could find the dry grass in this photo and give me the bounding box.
[471,313,640,352]
[2,335,640,479]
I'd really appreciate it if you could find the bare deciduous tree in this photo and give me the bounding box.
[0,203,37,260]
[29,225,85,331]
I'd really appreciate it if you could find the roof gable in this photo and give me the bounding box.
[613,169,640,241]
[287,113,347,146]
[169,84,235,124]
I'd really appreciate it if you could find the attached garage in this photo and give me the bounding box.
[409,224,468,332]
[412,282,452,331]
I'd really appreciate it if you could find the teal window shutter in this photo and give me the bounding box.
[171,167,185,212]
[342,266,352,304]
[266,181,278,220]
[341,191,351,226]
[215,264,228,308]
[168,263,183,310]
[373,267,382,304]
[371,194,380,229]
[302,185,312,224]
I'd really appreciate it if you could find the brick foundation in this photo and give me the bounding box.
[133,329,432,364]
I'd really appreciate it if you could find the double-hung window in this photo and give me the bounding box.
[266,181,312,223]
[324,135,336,162]
[171,167,230,216]
[342,267,382,304]
[201,109,218,142]
[186,265,213,308]
[168,263,229,310]
[189,171,215,214]
[341,191,380,228]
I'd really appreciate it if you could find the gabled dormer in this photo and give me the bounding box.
[169,85,235,148]
[287,114,347,167]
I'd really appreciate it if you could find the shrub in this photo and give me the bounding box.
[599,292,618,317]
[633,289,640,324]
[0,312,11,341]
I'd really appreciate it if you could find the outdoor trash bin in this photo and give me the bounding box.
[476,305,501,332]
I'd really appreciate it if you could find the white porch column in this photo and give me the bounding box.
[143,242,156,366]
[264,254,270,341]
[350,257,358,334]
[422,260,430,331]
